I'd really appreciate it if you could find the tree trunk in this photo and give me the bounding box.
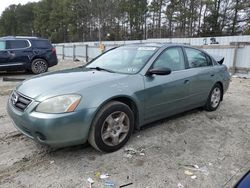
[232,0,239,35]
[157,0,163,38]
[197,0,203,36]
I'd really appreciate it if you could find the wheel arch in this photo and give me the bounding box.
[31,56,48,63]
[215,81,224,101]
[91,95,140,131]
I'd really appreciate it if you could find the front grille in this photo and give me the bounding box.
[11,91,32,111]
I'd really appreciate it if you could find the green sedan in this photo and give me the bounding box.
[7,43,230,152]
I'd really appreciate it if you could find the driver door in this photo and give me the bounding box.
[143,47,191,122]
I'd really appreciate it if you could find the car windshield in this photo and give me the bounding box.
[86,46,158,74]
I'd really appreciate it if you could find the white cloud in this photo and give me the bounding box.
[0,0,40,16]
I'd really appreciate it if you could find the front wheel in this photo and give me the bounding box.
[31,59,48,74]
[204,83,223,111]
[88,101,134,152]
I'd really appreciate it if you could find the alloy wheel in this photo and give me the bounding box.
[211,87,221,108]
[101,111,130,146]
[32,60,47,74]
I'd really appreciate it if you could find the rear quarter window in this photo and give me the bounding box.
[32,40,52,48]
[185,47,212,68]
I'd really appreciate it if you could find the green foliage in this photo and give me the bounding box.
[0,0,249,42]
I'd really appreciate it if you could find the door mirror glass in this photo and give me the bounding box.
[147,67,171,76]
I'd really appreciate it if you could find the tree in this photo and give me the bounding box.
[0,5,18,36]
[0,0,249,42]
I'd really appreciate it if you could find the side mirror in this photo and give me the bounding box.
[147,67,171,76]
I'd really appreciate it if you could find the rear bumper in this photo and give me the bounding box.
[223,79,230,94]
[47,56,58,67]
[7,96,96,148]
[222,73,231,94]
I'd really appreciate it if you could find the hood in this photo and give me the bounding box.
[17,67,127,100]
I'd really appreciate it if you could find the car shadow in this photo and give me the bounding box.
[0,71,32,76]
[43,107,204,156]
[0,71,33,82]
[140,107,204,131]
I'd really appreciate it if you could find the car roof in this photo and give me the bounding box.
[0,36,47,40]
[123,42,189,48]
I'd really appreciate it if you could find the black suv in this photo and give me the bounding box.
[0,36,58,74]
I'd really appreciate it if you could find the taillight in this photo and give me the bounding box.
[52,47,56,54]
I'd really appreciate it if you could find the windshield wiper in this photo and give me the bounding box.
[87,66,115,73]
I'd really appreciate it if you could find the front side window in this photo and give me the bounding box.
[153,47,185,71]
[6,40,29,49]
[86,46,158,74]
[185,48,211,68]
[0,40,6,50]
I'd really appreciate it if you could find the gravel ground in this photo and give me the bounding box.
[0,61,249,188]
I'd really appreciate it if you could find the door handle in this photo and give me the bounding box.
[184,80,190,84]
[7,51,15,58]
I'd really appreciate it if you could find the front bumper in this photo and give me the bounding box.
[7,94,97,148]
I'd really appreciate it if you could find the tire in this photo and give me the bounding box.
[31,59,48,74]
[204,83,223,111]
[88,101,134,152]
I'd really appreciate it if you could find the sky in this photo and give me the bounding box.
[0,0,40,16]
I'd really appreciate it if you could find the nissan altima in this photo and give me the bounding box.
[7,43,230,152]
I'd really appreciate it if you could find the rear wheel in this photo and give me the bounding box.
[88,101,134,152]
[31,59,48,74]
[204,83,222,111]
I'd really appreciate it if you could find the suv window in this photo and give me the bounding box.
[32,40,51,48]
[6,40,29,49]
[0,41,6,50]
[185,47,211,68]
[153,47,185,71]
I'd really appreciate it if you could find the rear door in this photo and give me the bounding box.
[183,47,215,106]
[144,47,191,122]
[5,39,31,67]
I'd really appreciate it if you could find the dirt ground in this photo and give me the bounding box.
[0,60,249,188]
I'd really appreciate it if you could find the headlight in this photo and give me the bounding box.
[36,95,81,113]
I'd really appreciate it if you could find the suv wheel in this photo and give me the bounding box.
[31,59,48,74]
[88,101,134,152]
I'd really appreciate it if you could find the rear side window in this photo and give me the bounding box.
[0,41,6,50]
[185,48,212,68]
[6,40,29,49]
[32,40,52,48]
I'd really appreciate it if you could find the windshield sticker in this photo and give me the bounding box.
[138,47,157,51]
